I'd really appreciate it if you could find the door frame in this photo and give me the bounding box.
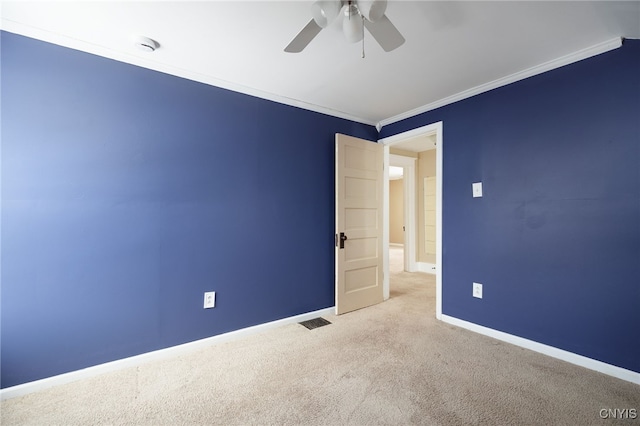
[380,121,443,320]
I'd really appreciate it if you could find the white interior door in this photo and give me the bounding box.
[335,133,384,315]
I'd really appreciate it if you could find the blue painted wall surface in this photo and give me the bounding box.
[0,31,377,388]
[381,40,640,373]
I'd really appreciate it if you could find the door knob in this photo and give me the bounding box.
[336,232,348,249]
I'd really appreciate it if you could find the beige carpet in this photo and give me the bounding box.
[2,247,638,425]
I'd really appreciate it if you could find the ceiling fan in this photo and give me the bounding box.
[285,0,405,54]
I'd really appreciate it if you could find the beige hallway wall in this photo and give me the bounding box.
[389,179,404,244]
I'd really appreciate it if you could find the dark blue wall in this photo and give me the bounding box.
[381,40,640,373]
[0,31,377,388]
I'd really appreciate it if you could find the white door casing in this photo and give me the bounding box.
[380,122,443,320]
[335,133,384,315]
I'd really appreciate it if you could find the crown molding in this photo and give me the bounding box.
[0,20,377,127]
[1,19,624,134]
[377,37,623,130]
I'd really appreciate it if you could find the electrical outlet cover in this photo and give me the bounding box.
[204,291,216,309]
[473,282,483,299]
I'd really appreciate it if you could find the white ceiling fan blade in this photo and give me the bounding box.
[284,19,323,53]
[363,14,405,52]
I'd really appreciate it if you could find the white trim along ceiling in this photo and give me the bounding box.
[1,2,638,130]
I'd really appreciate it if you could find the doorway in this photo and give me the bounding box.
[380,122,443,320]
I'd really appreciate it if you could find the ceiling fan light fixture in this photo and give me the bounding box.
[357,0,387,22]
[285,0,403,54]
[343,4,364,43]
[311,0,342,28]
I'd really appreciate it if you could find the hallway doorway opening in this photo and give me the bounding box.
[380,121,443,319]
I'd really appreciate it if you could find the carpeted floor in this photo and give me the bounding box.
[2,246,638,425]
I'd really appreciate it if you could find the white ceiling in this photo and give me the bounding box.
[2,1,639,128]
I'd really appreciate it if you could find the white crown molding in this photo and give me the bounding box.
[377,37,623,130]
[2,20,623,133]
[0,307,335,400]
[441,314,640,385]
[0,20,376,127]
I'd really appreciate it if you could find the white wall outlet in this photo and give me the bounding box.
[204,291,216,309]
[472,182,483,198]
[473,282,483,299]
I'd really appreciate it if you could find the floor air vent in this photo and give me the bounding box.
[299,317,332,330]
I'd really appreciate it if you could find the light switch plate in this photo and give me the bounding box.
[472,182,483,198]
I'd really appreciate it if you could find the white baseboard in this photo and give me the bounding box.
[389,243,404,247]
[0,307,335,401]
[416,262,436,274]
[441,314,640,385]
